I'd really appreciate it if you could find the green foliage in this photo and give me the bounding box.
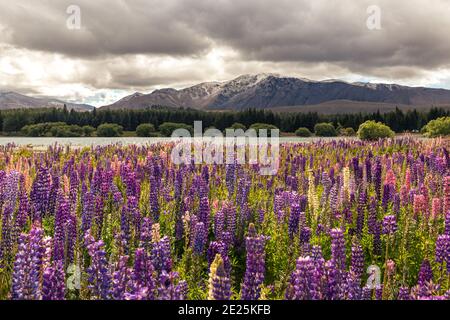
[96,123,124,137]
[230,122,246,130]
[20,122,86,137]
[340,127,356,136]
[249,123,278,136]
[357,120,395,140]
[314,122,337,137]
[136,123,156,137]
[158,122,193,137]
[0,106,449,135]
[294,127,312,137]
[422,116,450,137]
[82,125,95,137]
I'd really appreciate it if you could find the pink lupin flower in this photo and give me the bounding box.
[444,176,450,214]
[385,169,396,186]
[431,198,442,219]
[404,169,411,192]
[413,194,426,217]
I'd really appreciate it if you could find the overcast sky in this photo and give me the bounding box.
[1,0,450,106]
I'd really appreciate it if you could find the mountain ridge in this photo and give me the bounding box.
[100,74,450,111]
[0,91,95,111]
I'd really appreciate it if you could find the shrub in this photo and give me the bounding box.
[136,123,156,137]
[295,127,312,137]
[249,123,278,136]
[20,122,86,137]
[158,122,193,137]
[357,120,395,140]
[340,127,356,136]
[96,123,124,137]
[82,125,96,137]
[314,123,337,137]
[230,122,247,130]
[422,117,450,137]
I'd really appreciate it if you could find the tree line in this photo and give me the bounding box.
[0,105,449,134]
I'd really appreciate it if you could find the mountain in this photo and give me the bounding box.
[100,74,450,111]
[0,91,94,111]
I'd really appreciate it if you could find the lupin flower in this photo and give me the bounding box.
[241,224,268,300]
[151,236,172,274]
[382,215,398,235]
[330,228,346,270]
[85,232,112,300]
[208,254,231,300]
[350,242,364,281]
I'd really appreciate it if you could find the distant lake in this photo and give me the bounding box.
[0,136,362,147]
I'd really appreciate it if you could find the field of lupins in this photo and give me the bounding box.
[0,138,449,300]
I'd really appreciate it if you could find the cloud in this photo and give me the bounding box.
[1,0,450,105]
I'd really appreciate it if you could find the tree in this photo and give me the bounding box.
[357,120,395,140]
[249,123,278,136]
[136,123,156,137]
[96,123,124,137]
[295,127,312,137]
[158,122,193,137]
[82,125,95,137]
[314,123,337,137]
[230,122,246,130]
[422,117,450,137]
[340,127,356,136]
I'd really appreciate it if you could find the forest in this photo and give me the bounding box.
[0,105,448,134]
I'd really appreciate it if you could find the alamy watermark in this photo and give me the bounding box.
[170,121,280,176]
[366,5,382,30]
[66,5,81,30]
[67,264,81,290]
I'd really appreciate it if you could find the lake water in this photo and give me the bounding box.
[0,136,360,147]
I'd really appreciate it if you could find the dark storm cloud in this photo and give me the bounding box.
[1,0,450,102]
[0,0,210,57]
[1,0,450,72]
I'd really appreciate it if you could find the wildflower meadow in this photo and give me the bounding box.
[0,138,449,300]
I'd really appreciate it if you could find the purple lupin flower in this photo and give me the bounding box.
[157,271,187,300]
[382,215,398,235]
[350,241,364,281]
[287,256,321,300]
[199,196,210,231]
[330,228,346,271]
[225,164,235,196]
[139,217,153,252]
[27,223,45,299]
[85,232,112,300]
[356,190,367,238]
[30,166,51,221]
[11,234,29,300]
[151,236,172,274]
[66,211,77,264]
[398,287,411,300]
[14,174,30,238]
[214,208,225,240]
[417,259,433,287]
[130,248,155,300]
[207,241,231,275]
[149,175,160,220]
[288,203,301,238]
[373,158,382,200]
[53,193,69,262]
[112,255,131,300]
[209,255,231,300]
[241,224,268,300]
[81,190,94,234]
[435,235,449,266]
[324,259,344,300]
[42,259,65,300]
[191,221,207,255]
